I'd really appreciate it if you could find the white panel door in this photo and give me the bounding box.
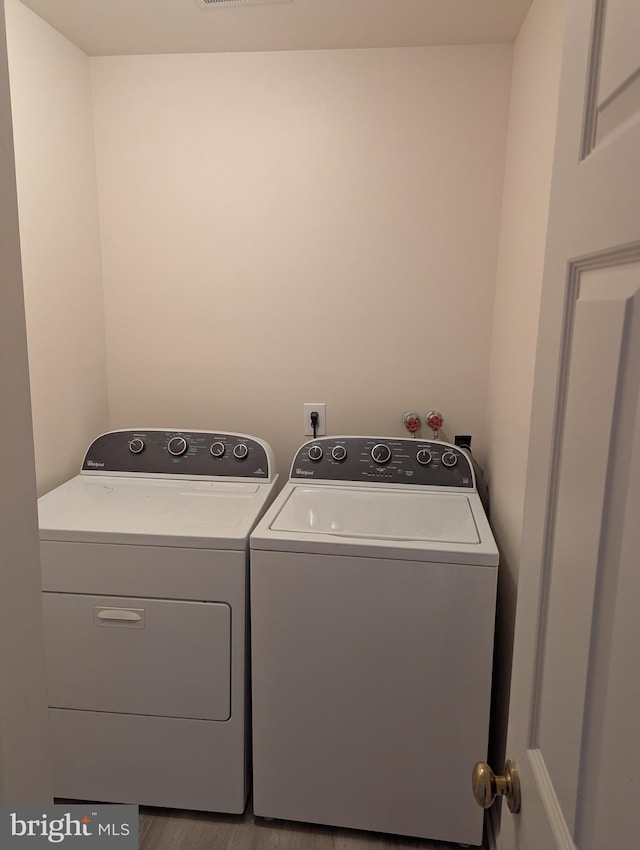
[498,1,640,848]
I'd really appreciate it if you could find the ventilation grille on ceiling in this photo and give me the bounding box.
[196,0,293,7]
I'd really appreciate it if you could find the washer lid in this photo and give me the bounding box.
[271,486,480,543]
[38,474,278,549]
[251,484,498,565]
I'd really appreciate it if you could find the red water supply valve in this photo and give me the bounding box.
[403,412,421,437]
[426,410,444,439]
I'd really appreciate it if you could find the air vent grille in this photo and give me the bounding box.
[196,0,292,7]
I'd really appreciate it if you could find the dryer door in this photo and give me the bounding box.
[43,593,231,721]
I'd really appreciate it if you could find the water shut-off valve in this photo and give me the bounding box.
[425,410,444,440]
[403,412,421,437]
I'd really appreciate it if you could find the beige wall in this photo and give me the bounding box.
[5,0,108,496]
[0,0,52,802]
[484,0,567,768]
[91,46,512,473]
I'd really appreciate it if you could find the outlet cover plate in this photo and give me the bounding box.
[304,403,326,437]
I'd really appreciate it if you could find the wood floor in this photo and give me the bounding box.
[137,801,473,850]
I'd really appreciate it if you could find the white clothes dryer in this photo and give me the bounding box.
[38,429,277,813]
[250,436,498,846]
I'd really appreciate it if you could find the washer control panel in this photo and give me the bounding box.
[290,437,473,488]
[82,429,274,480]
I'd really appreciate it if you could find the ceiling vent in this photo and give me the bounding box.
[196,0,293,7]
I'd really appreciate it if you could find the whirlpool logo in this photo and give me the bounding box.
[1,805,138,848]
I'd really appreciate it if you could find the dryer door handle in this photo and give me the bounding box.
[96,609,141,621]
[94,607,145,628]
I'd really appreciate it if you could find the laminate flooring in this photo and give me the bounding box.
[137,802,474,850]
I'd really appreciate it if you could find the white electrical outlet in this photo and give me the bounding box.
[303,403,326,437]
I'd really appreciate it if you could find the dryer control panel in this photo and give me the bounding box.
[290,437,474,488]
[82,430,274,480]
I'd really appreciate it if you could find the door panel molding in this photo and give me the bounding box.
[573,265,640,846]
[530,243,640,748]
[528,749,576,850]
[580,0,605,158]
[582,0,640,157]
[528,244,640,840]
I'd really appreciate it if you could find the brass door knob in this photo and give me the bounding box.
[472,760,521,813]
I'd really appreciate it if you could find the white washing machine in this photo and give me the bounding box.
[38,428,277,813]
[250,436,498,846]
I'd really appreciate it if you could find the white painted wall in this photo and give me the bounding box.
[90,46,512,472]
[5,0,108,496]
[0,0,52,803]
[484,0,567,769]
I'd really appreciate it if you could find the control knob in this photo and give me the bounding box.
[210,441,226,458]
[233,443,249,460]
[441,450,458,468]
[128,438,145,454]
[371,443,392,464]
[416,448,432,466]
[331,445,347,463]
[308,445,323,462]
[167,436,188,457]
